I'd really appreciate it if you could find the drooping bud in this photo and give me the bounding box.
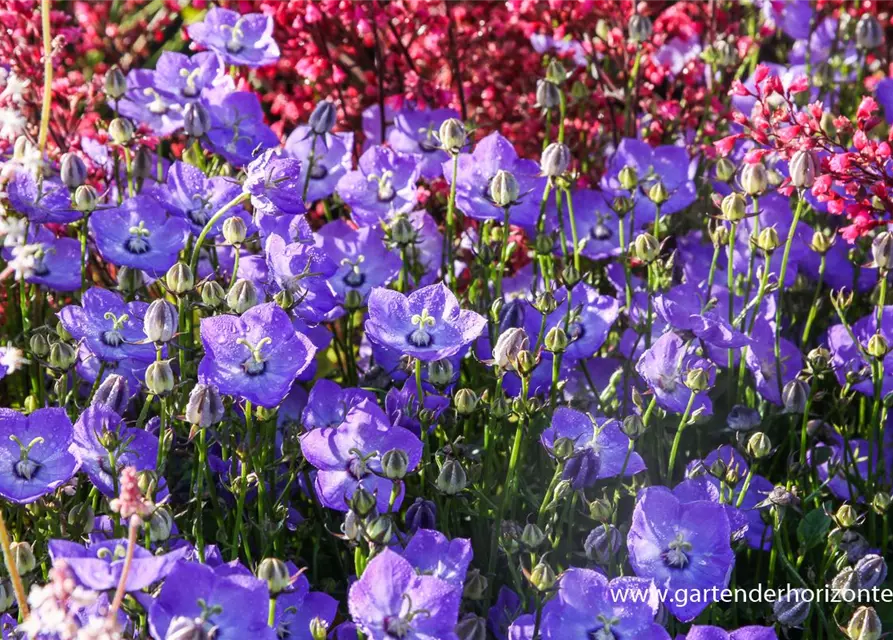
[584,525,622,565]
[183,102,211,138]
[740,162,768,195]
[489,170,520,208]
[727,405,761,431]
[308,100,337,135]
[856,14,885,50]
[257,558,291,594]
[627,14,653,43]
[226,279,258,314]
[144,299,178,344]
[60,153,88,190]
[92,374,130,415]
[773,588,811,627]
[145,360,175,395]
[165,262,194,295]
[540,142,571,177]
[520,523,546,551]
[492,327,529,372]
[535,79,561,110]
[622,414,646,440]
[185,383,225,428]
[720,193,746,222]
[455,614,487,640]
[109,117,134,145]
[436,459,467,495]
[439,118,467,154]
[789,149,817,189]
[105,67,128,101]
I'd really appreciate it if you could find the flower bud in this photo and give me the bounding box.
[545,59,567,85]
[618,165,638,191]
[541,142,571,177]
[782,379,809,414]
[456,614,487,640]
[489,170,519,208]
[628,14,653,43]
[436,459,467,496]
[258,558,291,594]
[48,341,76,370]
[746,432,772,459]
[520,523,546,551]
[585,525,622,565]
[109,117,134,145]
[533,291,558,314]
[872,491,892,514]
[551,437,576,460]
[165,262,194,295]
[200,280,225,308]
[856,14,885,50]
[390,215,417,247]
[309,617,329,640]
[720,193,746,222]
[439,118,466,154]
[634,232,660,262]
[463,569,488,601]
[727,405,761,431]
[74,184,99,213]
[492,327,529,372]
[847,606,882,640]
[366,514,395,545]
[867,333,889,359]
[715,157,736,182]
[146,506,174,542]
[219,217,247,246]
[350,486,377,518]
[789,150,817,189]
[105,67,128,100]
[10,542,35,575]
[535,79,561,110]
[308,100,337,135]
[144,299,177,344]
[428,358,454,387]
[756,227,781,254]
[405,497,436,532]
[227,279,258,314]
[810,230,834,255]
[145,360,175,396]
[185,383,225,428]
[183,102,211,138]
[773,588,811,626]
[133,147,153,181]
[871,231,893,271]
[561,264,581,288]
[60,153,88,190]
[68,503,94,534]
[29,333,49,359]
[685,367,710,392]
[740,162,768,195]
[544,326,568,353]
[454,388,478,415]
[589,497,613,523]
[92,374,130,415]
[622,414,646,440]
[647,181,669,205]
[381,449,409,480]
[855,554,887,589]
[529,561,556,591]
[836,504,859,529]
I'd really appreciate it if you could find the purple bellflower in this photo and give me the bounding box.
[284,126,354,203]
[205,92,279,166]
[388,106,460,179]
[273,572,338,640]
[546,284,621,362]
[301,379,377,430]
[160,161,247,236]
[336,146,420,226]
[400,529,473,588]
[685,625,778,640]
[187,7,280,67]
[244,148,306,217]
[6,171,79,223]
[636,331,715,416]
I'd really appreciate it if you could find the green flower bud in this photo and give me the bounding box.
[810,230,834,254]
[872,491,892,514]
[146,507,174,542]
[117,266,144,294]
[144,299,177,344]
[552,436,576,460]
[439,118,466,154]
[390,215,417,247]
[535,79,561,110]
[68,503,94,534]
[381,449,409,480]
[589,497,613,523]
[782,379,809,414]
[200,280,225,308]
[684,368,710,393]
[846,606,882,640]
[436,459,467,495]
[490,170,520,208]
[746,432,771,459]
[867,333,889,359]
[133,147,153,181]
[756,227,781,254]
[309,618,329,640]
[835,504,859,529]
[258,558,291,594]
[454,388,479,415]
[48,341,76,370]
[344,288,364,311]
[105,67,128,101]
[516,350,537,376]
[622,414,647,440]
[533,291,558,314]
[720,193,746,222]
[715,157,736,182]
[544,326,568,354]
[618,165,638,191]
[223,217,247,245]
[740,163,768,195]
[546,59,567,84]
[634,233,660,263]
[145,360,175,395]
[540,142,571,177]
[29,334,49,358]
[350,486,377,518]
[165,262,194,295]
[463,569,488,601]
[872,231,893,271]
[647,181,669,205]
[428,358,455,387]
[628,14,653,43]
[109,117,134,145]
[529,561,556,591]
[226,279,258,314]
[366,514,395,545]
[74,184,99,213]
[521,523,546,550]
[789,149,817,189]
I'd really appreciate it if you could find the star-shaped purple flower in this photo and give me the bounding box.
[244,148,306,217]
[1,225,82,291]
[302,379,376,430]
[336,146,420,226]
[546,284,620,362]
[400,529,472,588]
[284,127,354,203]
[388,106,460,179]
[187,7,280,67]
[159,161,247,236]
[636,331,714,416]
[205,92,279,166]
[6,171,79,223]
[273,572,339,640]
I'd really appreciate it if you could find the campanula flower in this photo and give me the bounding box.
[315,219,402,305]
[443,131,546,228]
[400,529,472,588]
[636,332,715,416]
[187,7,280,67]
[58,288,156,363]
[118,69,184,136]
[159,161,247,236]
[0,408,78,504]
[348,548,460,640]
[244,148,306,217]
[284,126,354,203]
[198,302,317,408]
[265,233,341,323]
[744,320,802,405]
[546,189,625,261]
[301,379,376,430]
[541,408,645,487]
[654,283,750,349]
[388,106,460,179]
[627,486,734,621]
[273,572,338,640]
[546,284,620,362]
[154,51,228,104]
[828,307,893,397]
[488,587,525,640]
[365,282,487,361]
[538,569,669,640]
[336,146,420,226]
[405,210,444,286]
[70,405,159,497]
[300,399,422,512]
[205,92,279,166]
[89,195,189,277]
[1,225,82,291]
[149,560,277,640]
[385,379,450,436]
[811,433,893,502]
[6,171,79,223]
[686,625,778,640]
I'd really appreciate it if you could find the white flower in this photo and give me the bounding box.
[0,72,30,103]
[0,346,28,373]
[9,244,42,281]
[0,215,27,247]
[0,108,26,141]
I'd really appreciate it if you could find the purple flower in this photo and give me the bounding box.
[654,283,750,349]
[1,225,82,291]
[539,568,669,640]
[198,303,317,408]
[365,283,487,361]
[744,320,802,405]
[443,131,547,228]
[828,307,893,397]
[300,399,422,512]
[6,171,79,223]
[541,408,645,487]
[348,548,461,640]
[89,195,189,277]
[149,560,277,640]
[636,332,714,416]
[601,139,697,224]
[284,127,354,203]
[118,69,184,136]
[244,148,306,217]
[265,233,341,323]
[547,284,620,362]
[159,161,247,236]
[154,51,227,104]
[302,379,376,430]
[0,408,78,504]
[811,434,893,502]
[315,220,402,304]
[385,380,450,437]
[406,210,444,286]
[761,0,813,40]
[187,7,280,67]
[58,288,156,363]
[48,539,187,592]
[388,107,460,179]
[336,146,420,226]
[273,573,338,640]
[400,529,472,587]
[205,92,279,166]
[686,625,778,640]
[627,486,734,621]
[70,404,159,497]
[546,189,624,261]
[488,587,524,640]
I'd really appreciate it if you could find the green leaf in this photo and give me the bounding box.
[796,509,831,551]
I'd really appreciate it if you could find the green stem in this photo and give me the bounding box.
[773,195,806,399]
[189,192,250,279]
[667,392,696,480]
